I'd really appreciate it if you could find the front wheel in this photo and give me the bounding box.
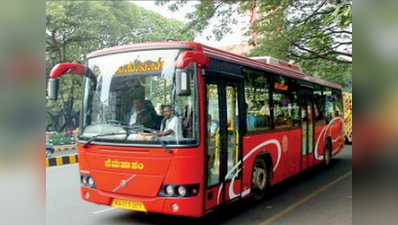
[251,157,270,201]
[324,140,332,166]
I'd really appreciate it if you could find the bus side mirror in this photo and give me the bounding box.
[176,51,208,96]
[176,51,209,69]
[47,78,59,100]
[176,68,192,96]
[46,63,97,100]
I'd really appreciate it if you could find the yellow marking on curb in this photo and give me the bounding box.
[46,159,49,167]
[259,171,352,225]
[70,155,77,164]
[56,157,63,166]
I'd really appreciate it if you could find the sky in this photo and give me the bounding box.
[131,1,248,47]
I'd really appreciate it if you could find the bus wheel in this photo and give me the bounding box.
[252,157,269,201]
[324,140,332,166]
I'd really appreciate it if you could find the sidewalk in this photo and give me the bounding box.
[54,144,76,152]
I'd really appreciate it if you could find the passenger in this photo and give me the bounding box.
[182,105,193,138]
[258,100,271,128]
[207,114,219,137]
[259,100,270,116]
[247,100,259,130]
[157,104,166,130]
[144,100,160,129]
[249,100,259,111]
[156,105,182,138]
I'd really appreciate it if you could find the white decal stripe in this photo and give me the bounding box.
[219,139,282,203]
[228,168,242,200]
[243,139,282,172]
[242,188,251,197]
[314,117,345,160]
[315,126,328,161]
[332,134,342,143]
[217,183,224,205]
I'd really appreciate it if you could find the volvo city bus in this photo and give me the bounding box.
[47,42,345,217]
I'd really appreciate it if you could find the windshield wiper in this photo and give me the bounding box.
[83,132,127,149]
[123,126,172,153]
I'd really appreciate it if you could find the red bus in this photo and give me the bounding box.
[47,42,345,217]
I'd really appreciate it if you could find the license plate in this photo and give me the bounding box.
[111,199,147,212]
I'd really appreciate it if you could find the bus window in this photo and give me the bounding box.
[324,87,343,120]
[226,85,239,179]
[272,76,300,130]
[82,49,199,145]
[333,89,344,118]
[206,84,221,187]
[314,85,327,125]
[243,68,271,133]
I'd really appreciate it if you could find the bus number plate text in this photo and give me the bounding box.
[111,199,147,212]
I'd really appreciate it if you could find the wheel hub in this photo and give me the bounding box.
[253,167,267,190]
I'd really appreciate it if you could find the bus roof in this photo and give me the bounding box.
[87,41,343,89]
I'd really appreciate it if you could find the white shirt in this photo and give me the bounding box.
[129,109,143,126]
[161,116,182,139]
[130,112,138,125]
[260,104,270,116]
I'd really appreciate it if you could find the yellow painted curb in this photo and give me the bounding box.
[46,155,78,167]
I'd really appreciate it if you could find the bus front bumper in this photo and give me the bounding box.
[80,187,204,217]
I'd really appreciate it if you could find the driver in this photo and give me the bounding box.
[129,99,154,128]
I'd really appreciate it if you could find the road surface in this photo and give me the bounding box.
[46,146,352,225]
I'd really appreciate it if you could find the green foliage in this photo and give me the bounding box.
[46,1,194,132]
[298,58,352,91]
[325,2,352,28]
[157,0,238,41]
[158,0,352,88]
[48,133,75,146]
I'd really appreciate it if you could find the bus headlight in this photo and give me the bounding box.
[166,185,175,196]
[88,177,95,188]
[159,184,199,198]
[177,186,187,197]
[81,176,89,186]
[81,175,96,189]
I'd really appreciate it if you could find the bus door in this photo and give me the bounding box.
[204,78,243,212]
[300,87,315,170]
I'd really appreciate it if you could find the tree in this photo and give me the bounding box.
[157,0,352,87]
[46,1,194,132]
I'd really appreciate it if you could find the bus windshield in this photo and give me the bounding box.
[80,49,198,146]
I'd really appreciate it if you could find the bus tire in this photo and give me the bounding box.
[251,156,270,201]
[324,139,332,166]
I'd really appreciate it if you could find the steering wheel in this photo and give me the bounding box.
[107,120,122,125]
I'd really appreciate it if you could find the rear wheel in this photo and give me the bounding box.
[324,140,332,166]
[251,157,270,201]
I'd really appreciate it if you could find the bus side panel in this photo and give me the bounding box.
[241,130,302,191]
[77,144,90,172]
[314,124,327,165]
[313,117,345,166]
[331,117,345,157]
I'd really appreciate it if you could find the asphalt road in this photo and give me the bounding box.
[46,146,352,225]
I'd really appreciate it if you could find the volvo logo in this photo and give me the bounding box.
[120,180,127,188]
[113,174,137,192]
